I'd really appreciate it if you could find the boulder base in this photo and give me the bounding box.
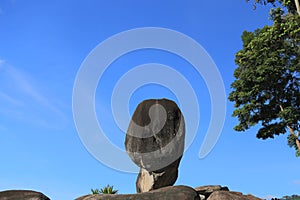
[76,185,263,200]
[75,186,199,200]
[136,158,181,193]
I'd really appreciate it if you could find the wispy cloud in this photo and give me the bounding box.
[0,91,23,106]
[294,180,300,186]
[0,64,69,128]
[7,66,66,119]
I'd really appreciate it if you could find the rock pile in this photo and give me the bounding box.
[76,186,199,200]
[125,99,185,193]
[0,186,263,200]
[1,99,263,200]
[195,185,261,200]
[76,185,262,200]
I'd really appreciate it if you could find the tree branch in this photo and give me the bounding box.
[295,0,300,16]
[279,104,300,151]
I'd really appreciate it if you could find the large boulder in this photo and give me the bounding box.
[75,185,199,200]
[207,191,262,200]
[125,99,185,193]
[0,190,50,200]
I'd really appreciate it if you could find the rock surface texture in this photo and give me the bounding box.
[75,186,199,200]
[207,190,262,200]
[194,185,229,199]
[76,185,262,200]
[0,190,50,200]
[196,185,262,200]
[125,99,185,193]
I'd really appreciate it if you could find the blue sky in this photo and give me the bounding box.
[0,1,299,199]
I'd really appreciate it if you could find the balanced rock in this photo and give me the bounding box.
[125,99,185,193]
[0,190,50,200]
[75,185,199,200]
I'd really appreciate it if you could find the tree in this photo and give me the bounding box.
[282,194,300,200]
[229,1,300,156]
[91,185,118,194]
[247,0,300,16]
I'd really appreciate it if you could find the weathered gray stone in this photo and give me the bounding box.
[195,185,229,198]
[125,99,185,193]
[0,190,50,200]
[207,191,262,200]
[75,186,199,200]
[136,158,181,193]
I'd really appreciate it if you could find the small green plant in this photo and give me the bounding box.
[100,184,118,194]
[91,188,100,194]
[91,184,118,194]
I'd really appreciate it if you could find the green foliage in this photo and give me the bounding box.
[288,134,298,148]
[246,0,298,14]
[100,185,118,194]
[91,185,118,194]
[282,194,300,200]
[91,189,100,194]
[229,2,300,155]
[296,149,300,157]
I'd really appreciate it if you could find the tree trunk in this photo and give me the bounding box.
[279,105,300,151]
[295,0,300,16]
[296,136,300,152]
[287,126,300,152]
